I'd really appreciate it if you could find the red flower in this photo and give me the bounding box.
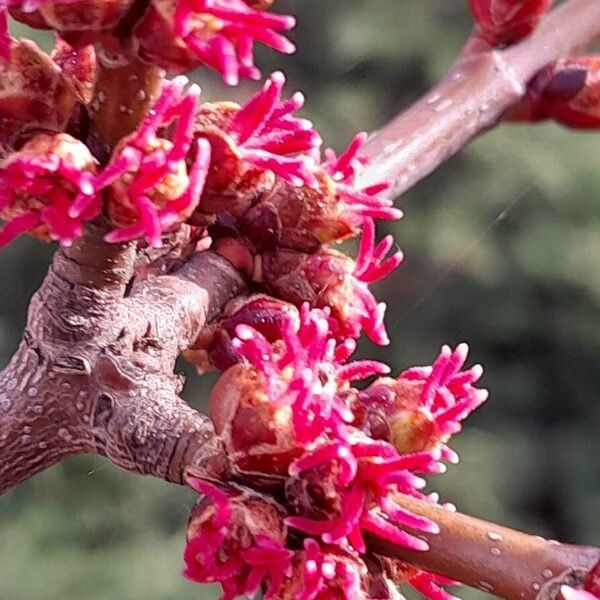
[184,478,292,600]
[357,344,488,460]
[194,72,321,217]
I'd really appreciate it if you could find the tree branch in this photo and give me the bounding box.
[367,495,600,600]
[362,0,600,195]
[0,221,245,495]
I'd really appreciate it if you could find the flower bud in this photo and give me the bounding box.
[469,0,552,46]
[262,243,397,345]
[521,57,600,129]
[185,295,298,371]
[0,132,98,246]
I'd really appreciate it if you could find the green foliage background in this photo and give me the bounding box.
[1,1,598,598]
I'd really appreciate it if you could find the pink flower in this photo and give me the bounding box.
[262,219,402,345]
[324,133,401,227]
[184,477,293,600]
[71,76,211,247]
[0,132,98,246]
[195,71,321,216]
[290,539,368,600]
[134,0,295,84]
[223,71,320,186]
[286,435,441,555]
[357,344,487,461]
[233,304,389,443]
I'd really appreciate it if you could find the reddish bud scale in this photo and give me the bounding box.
[468,0,553,46]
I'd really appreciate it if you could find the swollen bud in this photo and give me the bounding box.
[0,39,77,147]
[508,56,600,129]
[468,0,552,46]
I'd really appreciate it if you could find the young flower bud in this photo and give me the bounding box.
[0,131,98,246]
[184,477,292,600]
[356,344,487,461]
[511,56,600,129]
[0,39,77,147]
[133,0,295,84]
[468,0,552,46]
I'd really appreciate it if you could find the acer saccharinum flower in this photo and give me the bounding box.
[1,1,599,599]
[355,344,487,459]
[262,218,403,345]
[468,0,553,46]
[188,304,477,599]
[0,132,98,246]
[71,76,211,246]
[133,0,296,84]
[192,71,321,217]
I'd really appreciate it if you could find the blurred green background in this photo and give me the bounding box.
[1,1,599,599]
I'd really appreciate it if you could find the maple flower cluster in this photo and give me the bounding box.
[1,1,599,599]
[183,303,486,599]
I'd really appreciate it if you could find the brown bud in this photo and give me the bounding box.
[260,175,355,252]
